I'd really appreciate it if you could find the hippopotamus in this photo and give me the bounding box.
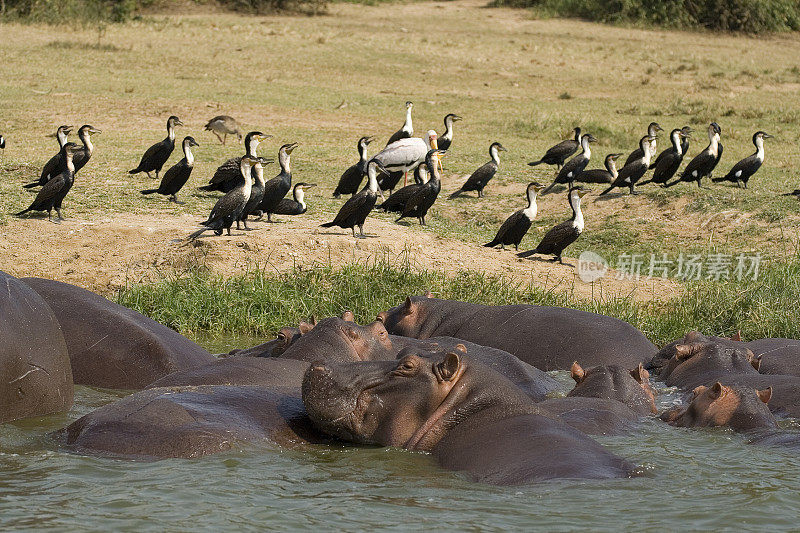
[377,294,655,371]
[389,336,560,401]
[217,327,303,359]
[301,345,633,485]
[280,317,393,363]
[0,270,73,423]
[661,382,776,433]
[21,278,215,389]
[657,340,760,390]
[537,362,657,434]
[56,384,330,459]
[146,357,310,389]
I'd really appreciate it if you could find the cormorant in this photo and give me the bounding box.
[199,131,271,193]
[679,125,692,157]
[712,131,772,189]
[238,156,275,229]
[639,128,690,187]
[140,136,200,203]
[484,181,545,250]
[333,136,373,198]
[518,187,589,264]
[386,101,413,146]
[189,155,256,239]
[257,142,298,222]
[449,141,506,198]
[273,182,316,215]
[204,115,243,145]
[320,160,387,238]
[666,122,722,189]
[24,124,72,189]
[575,153,622,184]
[599,135,655,196]
[395,149,445,225]
[372,131,437,194]
[129,115,183,180]
[376,164,429,214]
[528,127,581,171]
[623,122,663,167]
[0,134,5,154]
[436,114,462,151]
[541,133,597,194]
[71,124,101,175]
[16,142,80,223]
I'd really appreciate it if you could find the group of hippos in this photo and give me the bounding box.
[4,268,800,485]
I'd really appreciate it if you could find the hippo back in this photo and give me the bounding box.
[146,357,309,389]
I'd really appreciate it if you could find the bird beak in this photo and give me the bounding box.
[365,136,374,144]
[303,183,317,188]
[175,119,184,126]
[577,189,590,197]
[259,134,273,142]
[498,145,507,151]
[763,133,773,139]
[376,163,389,175]
[286,142,299,153]
[90,128,102,135]
[533,185,545,193]
[453,115,462,121]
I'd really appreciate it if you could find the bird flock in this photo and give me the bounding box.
[5,104,777,264]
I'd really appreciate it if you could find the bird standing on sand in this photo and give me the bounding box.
[238,156,275,229]
[666,122,723,189]
[372,131,438,194]
[449,142,506,198]
[273,183,316,215]
[712,131,772,189]
[140,136,200,203]
[189,156,256,239]
[529,127,581,171]
[333,136,373,198]
[320,160,387,238]
[257,142,298,222]
[639,128,691,187]
[200,131,272,193]
[129,115,183,180]
[541,134,597,194]
[518,187,589,264]
[395,149,445,225]
[17,142,81,223]
[599,135,655,196]
[24,124,72,189]
[485,181,545,251]
[204,115,243,145]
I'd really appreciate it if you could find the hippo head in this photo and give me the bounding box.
[660,341,760,388]
[281,317,393,363]
[273,326,302,357]
[376,292,434,337]
[661,383,775,433]
[646,331,723,374]
[568,362,657,414]
[301,346,467,449]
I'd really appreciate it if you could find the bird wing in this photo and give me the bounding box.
[463,162,496,189]
[653,151,681,181]
[576,169,612,184]
[544,139,578,161]
[495,210,524,241]
[536,220,577,255]
[373,138,427,167]
[556,154,587,183]
[160,159,184,189]
[681,151,715,179]
[210,157,242,184]
[139,139,170,169]
[722,154,759,181]
[40,152,64,182]
[380,184,422,211]
[207,188,244,224]
[402,186,429,216]
[713,143,724,170]
[624,148,643,168]
[31,173,67,207]
[333,191,368,224]
[386,129,411,146]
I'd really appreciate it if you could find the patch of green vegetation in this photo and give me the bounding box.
[117,254,800,347]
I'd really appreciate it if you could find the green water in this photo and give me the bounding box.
[3,364,800,531]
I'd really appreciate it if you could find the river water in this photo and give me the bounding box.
[3,341,800,531]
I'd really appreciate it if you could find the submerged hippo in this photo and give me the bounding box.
[218,327,303,359]
[56,384,330,459]
[0,270,73,423]
[280,317,393,363]
[146,357,310,389]
[22,278,215,389]
[377,294,655,371]
[657,341,760,390]
[661,383,776,433]
[537,362,657,435]
[301,346,633,485]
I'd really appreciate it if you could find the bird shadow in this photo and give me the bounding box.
[518,254,572,266]
[317,230,380,239]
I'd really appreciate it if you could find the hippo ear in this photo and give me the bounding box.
[438,351,462,381]
[455,343,467,354]
[341,310,355,322]
[403,296,415,313]
[674,344,695,360]
[710,382,724,399]
[299,321,314,335]
[309,315,318,326]
[758,387,772,404]
[630,363,648,383]
[570,361,585,383]
[731,330,743,342]
[423,291,433,298]
[751,355,761,372]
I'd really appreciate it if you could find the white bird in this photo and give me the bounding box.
[371,130,438,191]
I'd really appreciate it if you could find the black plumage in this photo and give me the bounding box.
[599,135,655,196]
[321,160,385,238]
[640,129,690,187]
[386,101,413,146]
[273,183,316,215]
[376,165,427,214]
[528,127,581,170]
[377,170,405,195]
[24,125,72,189]
[0,134,5,151]
[518,187,589,264]
[129,116,183,180]
[238,156,274,229]
[189,156,256,239]
[623,122,663,167]
[17,143,80,223]
[71,124,101,175]
[140,136,200,203]
[484,181,544,250]
[712,131,771,189]
[449,142,506,198]
[257,142,297,221]
[396,150,444,225]
[666,122,722,189]
[541,134,597,194]
[333,136,373,198]
[575,153,621,184]
[199,131,270,193]
[437,114,462,152]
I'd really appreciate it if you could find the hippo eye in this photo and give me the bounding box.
[277,332,286,341]
[394,359,418,375]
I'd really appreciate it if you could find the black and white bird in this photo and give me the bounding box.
[333,136,373,198]
[528,127,581,171]
[71,124,101,175]
[257,142,298,222]
[437,114,462,151]
[372,130,437,194]
[199,131,271,193]
[24,124,72,189]
[639,128,691,187]
[129,115,183,180]
[623,122,663,167]
[320,160,387,238]
[189,156,256,239]
[575,153,622,185]
[204,115,243,145]
[666,122,723,189]
[395,149,445,225]
[449,141,506,198]
[484,181,545,250]
[238,156,275,229]
[273,182,316,215]
[712,131,772,189]
[541,133,597,194]
[140,136,200,203]
[386,101,414,146]
[599,135,656,196]
[0,133,5,155]
[376,164,430,215]
[518,187,589,264]
[17,142,81,223]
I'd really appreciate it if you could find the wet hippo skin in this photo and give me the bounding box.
[146,357,310,389]
[377,294,655,371]
[301,346,633,485]
[280,317,394,363]
[22,278,215,389]
[661,382,775,433]
[0,270,73,423]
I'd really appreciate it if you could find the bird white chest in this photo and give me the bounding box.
[185,147,195,166]
[522,201,537,221]
[755,138,765,162]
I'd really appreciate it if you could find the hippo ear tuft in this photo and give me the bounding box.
[674,344,694,360]
[751,355,761,372]
[423,291,433,298]
[341,310,355,322]
[570,361,585,383]
[630,363,648,383]
[309,315,318,326]
[710,382,723,399]
[438,351,462,381]
[299,321,314,335]
[455,343,467,354]
[404,296,414,312]
[758,387,772,404]
[731,330,743,342]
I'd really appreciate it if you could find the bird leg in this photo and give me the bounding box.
[351,226,357,238]
[154,170,160,180]
[213,131,224,144]
[359,225,367,238]
[145,172,153,179]
[222,133,227,145]
[243,219,250,230]
[478,190,484,198]
[226,227,232,236]
[56,207,65,221]
[236,220,242,230]
[404,171,408,187]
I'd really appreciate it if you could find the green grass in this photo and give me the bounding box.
[116,253,800,347]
